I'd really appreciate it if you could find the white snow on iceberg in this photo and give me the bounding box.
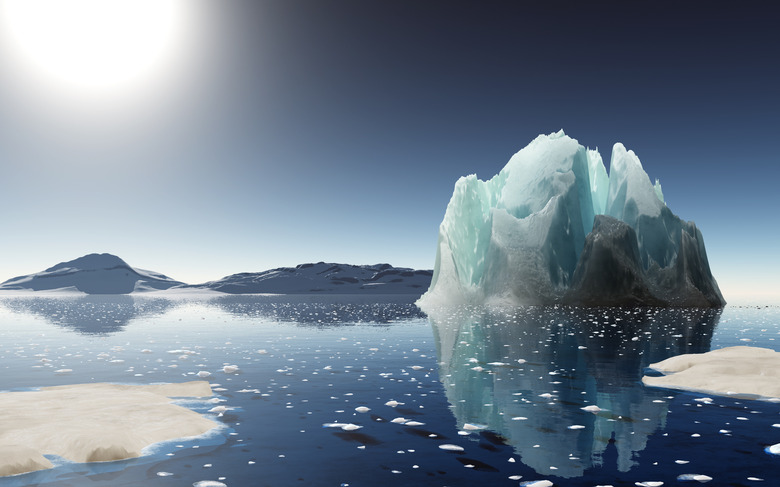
[418,130,725,308]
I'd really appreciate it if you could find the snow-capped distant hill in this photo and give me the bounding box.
[0,253,184,294]
[191,262,433,294]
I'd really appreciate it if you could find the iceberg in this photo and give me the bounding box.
[418,130,725,308]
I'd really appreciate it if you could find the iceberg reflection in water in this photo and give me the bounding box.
[429,305,720,478]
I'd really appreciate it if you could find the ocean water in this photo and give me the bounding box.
[0,294,778,486]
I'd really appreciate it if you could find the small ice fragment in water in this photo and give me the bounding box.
[519,481,553,487]
[197,371,211,378]
[157,472,173,477]
[391,417,408,424]
[487,362,506,366]
[677,474,712,482]
[511,416,528,420]
[567,425,585,430]
[222,365,239,374]
[765,443,780,455]
[635,482,663,487]
[462,423,485,430]
[354,406,370,413]
[410,365,424,370]
[517,359,527,364]
[193,482,227,487]
[404,421,424,427]
[508,475,522,480]
[341,423,362,431]
[581,405,602,413]
[438,444,464,452]
[384,400,403,407]
[675,460,690,464]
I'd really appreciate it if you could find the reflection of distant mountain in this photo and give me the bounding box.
[210,294,425,326]
[430,306,720,479]
[0,296,176,335]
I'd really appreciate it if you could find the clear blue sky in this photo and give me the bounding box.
[0,1,778,301]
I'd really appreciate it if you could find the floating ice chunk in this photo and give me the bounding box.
[391,417,408,424]
[487,362,507,366]
[54,369,72,374]
[766,443,780,455]
[410,366,424,370]
[197,371,212,378]
[519,481,553,487]
[322,423,362,431]
[208,406,229,416]
[517,359,527,364]
[462,423,485,431]
[404,421,425,427]
[157,472,173,476]
[508,475,522,480]
[675,460,690,464]
[193,482,227,487]
[141,349,153,354]
[384,400,404,407]
[354,406,371,413]
[677,474,713,482]
[643,347,780,399]
[567,425,585,430]
[438,444,464,452]
[635,482,663,487]
[222,365,239,374]
[581,405,602,413]
[511,416,528,421]
[257,349,268,354]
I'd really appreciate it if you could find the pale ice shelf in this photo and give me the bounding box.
[642,346,780,400]
[0,381,217,477]
[418,130,725,308]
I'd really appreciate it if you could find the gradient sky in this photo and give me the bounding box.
[0,1,778,301]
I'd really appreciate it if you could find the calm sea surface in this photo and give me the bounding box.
[0,294,778,486]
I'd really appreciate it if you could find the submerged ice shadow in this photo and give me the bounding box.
[429,305,721,479]
[0,296,176,335]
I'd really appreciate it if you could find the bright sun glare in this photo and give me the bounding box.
[0,0,188,96]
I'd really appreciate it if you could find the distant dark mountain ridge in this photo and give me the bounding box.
[0,254,433,295]
[189,262,433,294]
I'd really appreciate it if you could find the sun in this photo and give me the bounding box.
[0,0,189,97]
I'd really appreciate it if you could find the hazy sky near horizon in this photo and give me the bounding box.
[0,1,778,300]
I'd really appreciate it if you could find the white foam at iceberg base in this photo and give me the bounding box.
[642,346,780,399]
[0,381,216,477]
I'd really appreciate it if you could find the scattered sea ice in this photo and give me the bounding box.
[222,365,239,374]
[197,371,211,378]
[354,406,370,413]
[193,482,227,487]
[581,405,602,413]
[384,400,403,407]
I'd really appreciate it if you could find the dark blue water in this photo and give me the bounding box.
[0,295,778,486]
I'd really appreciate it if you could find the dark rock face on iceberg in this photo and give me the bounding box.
[0,253,184,294]
[418,131,726,308]
[565,215,664,307]
[565,215,723,307]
